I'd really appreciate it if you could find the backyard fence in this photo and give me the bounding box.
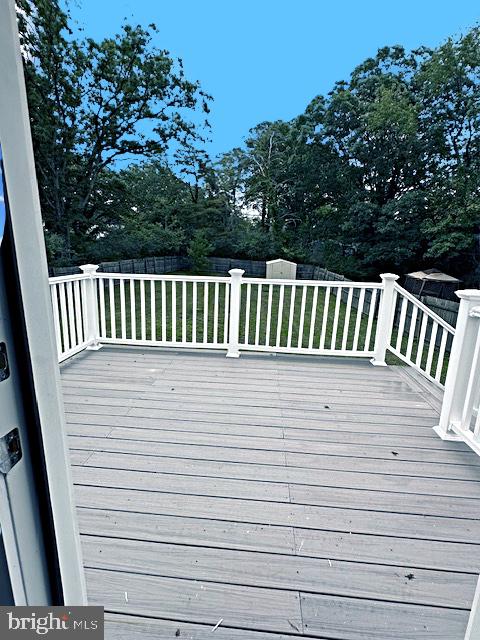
[49,255,354,281]
[50,256,460,328]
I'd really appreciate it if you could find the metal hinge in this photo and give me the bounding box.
[0,342,9,382]
[0,428,22,475]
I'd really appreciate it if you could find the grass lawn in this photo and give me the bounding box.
[99,278,379,353]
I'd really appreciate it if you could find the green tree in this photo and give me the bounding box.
[17,0,210,262]
[188,230,212,273]
[417,29,480,275]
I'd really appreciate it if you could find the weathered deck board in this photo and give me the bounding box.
[81,535,475,608]
[63,389,437,415]
[73,463,480,519]
[300,594,469,639]
[72,450,480,498]
[78,508,297,555]
[68,434,480,480]
[62,347,479,639]
[103,613,305,640]
[77,508,480,573]
[65,411,467,449]
[86,568,303,634]
[74,484,480,544]
[67,423,480,463]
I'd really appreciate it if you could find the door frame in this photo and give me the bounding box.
[0,0,86,605]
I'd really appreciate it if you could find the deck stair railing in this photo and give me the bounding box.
[389,281,455,386]
[49,264,480,455]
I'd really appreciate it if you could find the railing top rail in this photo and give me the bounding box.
[96,272,231,284]
[242,277,383,288]
[48,273,90,284]
[48,270,387,289]
[394,283,455,335]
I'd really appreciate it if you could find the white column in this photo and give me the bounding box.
[0,0,87,605]
[226,269,244,358]
[466,575,480,640]
[79,264,101,350]
[370,273,399,366]
[434,290,480,440]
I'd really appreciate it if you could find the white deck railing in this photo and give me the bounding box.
[389,283,455,386]
[49,273,93,362]
[50,264,480,456]
[434,290,480,456]
[49,265,389,362]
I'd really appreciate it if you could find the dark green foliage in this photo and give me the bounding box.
[231,31,480,281]
[17,2,480,282]
[188,230,213,274]
[17,0,209,263]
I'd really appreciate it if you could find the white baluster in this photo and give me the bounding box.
[130,280,136,340]
[245,283,252,345]
[265,284,273,346]
[319,286,331,350]
[50,284,62,359]
[308,286,318,350]
[182,281,187,343]
[140,279,146,341]
[352,288,365,352]
[119,279,126,340]
[109,278,116,339]
[213,282,219,345]
[150,280,156,341]
[73,280,83,345]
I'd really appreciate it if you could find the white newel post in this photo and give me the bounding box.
[370,273,399,366]
[226,268,245,358]
[434,290,480,441]
[465,575,480,640]
[79,264,102,350]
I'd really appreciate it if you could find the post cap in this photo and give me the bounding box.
[380,273,400,281]
[79,264,99,274]
[456,289,480,302]
[228,269,245,277]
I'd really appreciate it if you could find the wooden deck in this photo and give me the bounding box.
[62,346,480,639]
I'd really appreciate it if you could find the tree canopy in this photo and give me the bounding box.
[18,1,480,283]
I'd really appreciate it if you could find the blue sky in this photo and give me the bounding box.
[66,1,480,160]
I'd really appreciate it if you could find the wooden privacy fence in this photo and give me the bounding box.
[420,295,459,327]
[50,257,460,328]
[49,255,354,281]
